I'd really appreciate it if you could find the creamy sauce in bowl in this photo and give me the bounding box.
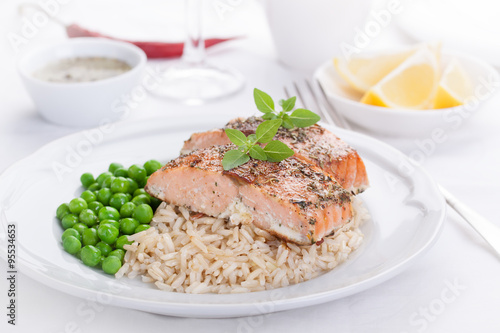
[33,57,132,83]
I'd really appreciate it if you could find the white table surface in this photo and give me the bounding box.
[1,1,500,332]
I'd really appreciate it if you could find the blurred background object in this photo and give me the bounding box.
[18,2,239,59]
[265,0,372,72]
[18,38,147,127]
[396,0,500,67]
[150,0,245,105]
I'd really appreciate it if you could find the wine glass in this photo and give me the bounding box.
[152,0,244,105]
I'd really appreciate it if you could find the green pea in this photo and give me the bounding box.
[102,175,116,189]
[108,162,123,174]
[115,235,132,250]
[120,218,140,235]
[88,201,104,215]
[127,178,138,195]
[96,242,113,257]
[100,219,120,230]
[62,228,81,242]
[134,224,150,233]
[144,160,162,176]
[109,193,129,210]
[73,223,88,236]
[56,203,71,220]
[63,236,81,255]
[128,164,147,183]
[113,167,128,177]
[131,194,151,206]
[119,202,136,218]
[69,198,88,214]
[80,190,97,203]
[96,188,112,205]
[133,189,147,197]
[87,183,101,192]
[97,224,119,245]
[138,177,148,188]
[79,209,97,227]
[82,228,99,246]
[61,214,79,229]
[108,249,125,262]
[133,204,154,224]
[80,173,95,188]
[102,256,122,275]
[98,206,120,221]
[80,245,101,267]
[96,172,113,187]
[125,193,132,201]
[110,177,130,194]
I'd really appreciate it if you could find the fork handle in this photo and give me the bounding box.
[439,185,500,257]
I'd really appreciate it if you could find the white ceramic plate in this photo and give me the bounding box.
[0,116,445,318]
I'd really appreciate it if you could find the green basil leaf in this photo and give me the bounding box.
[289,109,321,128]
[281,96,296,112]
[255,119,282,143]
[262,113,277,120]
[249,145,267,161]
[222,149,250,170]
[263,140,294,162]
[282,114,294,129]
[253,88,275,114]
[225,128,248,146]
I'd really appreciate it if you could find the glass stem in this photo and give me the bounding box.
[182,0,206,66]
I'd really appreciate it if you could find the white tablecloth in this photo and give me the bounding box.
[1,1,500,332]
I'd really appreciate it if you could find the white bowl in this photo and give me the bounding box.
[314,50,500,137]
[18,38,147,127]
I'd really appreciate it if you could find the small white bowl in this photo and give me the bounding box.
[314,50,499,137]
[18,38,147,127]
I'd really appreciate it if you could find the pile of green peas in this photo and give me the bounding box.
[56,160,163,275]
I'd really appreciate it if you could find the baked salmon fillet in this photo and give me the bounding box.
[145,145,353,245]
[181,117,369,194]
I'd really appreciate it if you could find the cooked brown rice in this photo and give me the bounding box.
[116,198,368,294]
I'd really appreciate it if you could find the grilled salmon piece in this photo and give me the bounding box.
[145,145,353,245]
[181,117,369,194]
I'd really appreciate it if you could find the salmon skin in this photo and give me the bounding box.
[182,117,369,194]
[145,145,353,245]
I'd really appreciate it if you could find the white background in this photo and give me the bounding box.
[1,0,500,332]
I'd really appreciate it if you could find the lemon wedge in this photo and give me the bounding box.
[333,50,413,93]
[433,58,473,109]
[360,47,439,109]
[333,43,441,94]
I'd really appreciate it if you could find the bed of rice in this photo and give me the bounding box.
[116,198,369,294]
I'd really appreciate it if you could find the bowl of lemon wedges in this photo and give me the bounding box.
[314,43,499,136]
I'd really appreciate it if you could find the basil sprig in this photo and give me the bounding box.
[222,120,294,170]
[254,88,321,129]
[221,88,321,170]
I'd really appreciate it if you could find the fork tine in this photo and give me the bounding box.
[293,81,309,109]
[283,86,291,99]
[304,80,336,127]
[315,78,351,130]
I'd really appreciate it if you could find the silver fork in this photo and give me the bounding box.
[285,79,500,259]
